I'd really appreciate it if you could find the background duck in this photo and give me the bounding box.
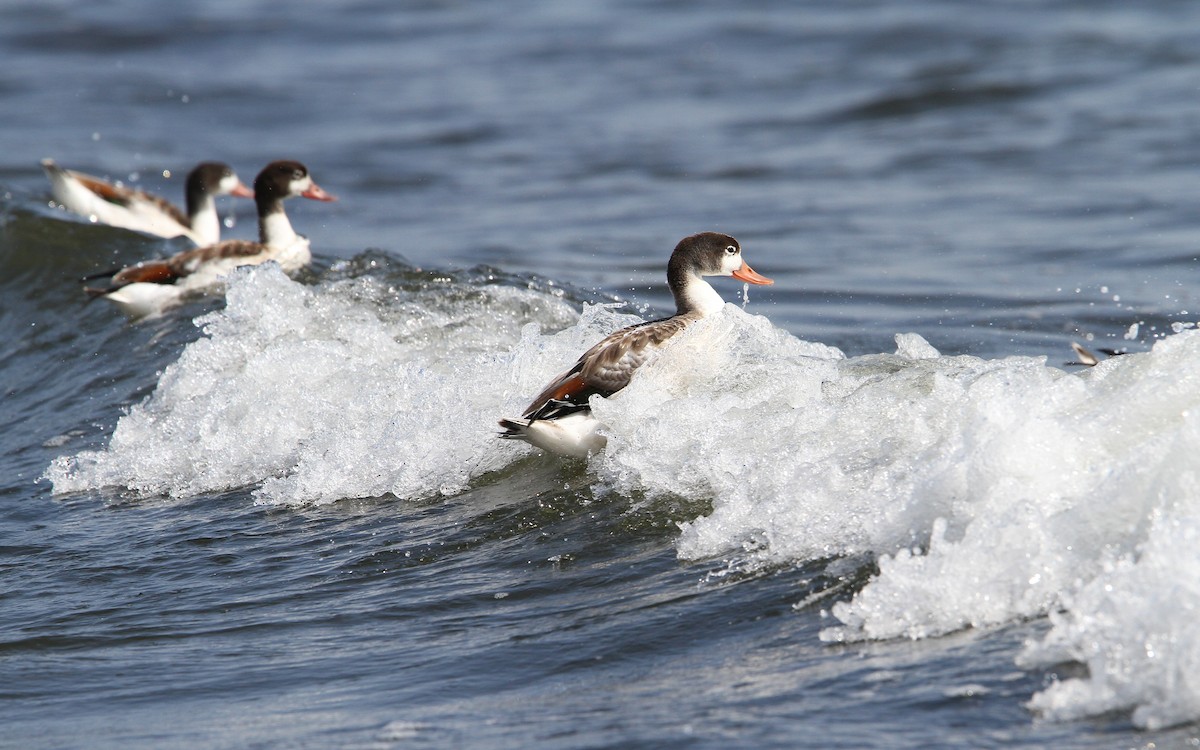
[42,159,252,246]
[83,160,336,316]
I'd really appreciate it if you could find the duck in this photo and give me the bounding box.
[83,160,336,317]
[42,159,252,246]
[499,231,774,457]
[1066,341,1126,367]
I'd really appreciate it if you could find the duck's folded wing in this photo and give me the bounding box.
[522,315,696,420]
[83,260,179,297]
[125,189,189,227]
[165,240,267,275]
[71,171,186,226]
[578,315,693,391]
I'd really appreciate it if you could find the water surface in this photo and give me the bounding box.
[4,2,1200,748]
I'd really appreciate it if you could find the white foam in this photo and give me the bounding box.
[45,264,611,504]
[44,266,1200,726]
[587,319,1200,728]
[1018,510,1200,730]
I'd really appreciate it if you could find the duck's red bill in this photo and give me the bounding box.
[732,261,773,285]
[302,183,337,202]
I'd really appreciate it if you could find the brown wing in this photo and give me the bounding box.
[72,171,189,226]
[111,261,178,286]
[133,191,189,227]
[165,240,267,276]
[578,315,695,393]
[84,259,181,296]
[522,366,595,420]
[87,239,268,297]
[521,313,697,420]
[70,171,139,207]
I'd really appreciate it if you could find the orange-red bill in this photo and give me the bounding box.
[301,182,337,202]
[230,182,254,198]
[732,260,773,285]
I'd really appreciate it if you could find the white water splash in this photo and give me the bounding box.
[44,264,1200,728]
[589,316,1200,729]
[45,265,610,504]
[1018,509,1200,730]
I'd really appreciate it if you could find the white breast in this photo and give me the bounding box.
[272,236,312,272]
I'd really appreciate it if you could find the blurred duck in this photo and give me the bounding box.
[499,231,774,457]
[83,160,336,317]
[42,159,252,246]
[1066,341,1126,367]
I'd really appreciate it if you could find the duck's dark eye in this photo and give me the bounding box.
[725,245,738,255]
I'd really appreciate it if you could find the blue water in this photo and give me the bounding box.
[5,2,1200,748]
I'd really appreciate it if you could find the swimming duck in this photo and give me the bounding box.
[84,160,336,317]
[43,159,252,246]
[499,231,774,457]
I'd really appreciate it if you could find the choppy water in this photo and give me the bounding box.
[5,2,1200,748]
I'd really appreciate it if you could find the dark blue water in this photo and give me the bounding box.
[5,2,1200,748]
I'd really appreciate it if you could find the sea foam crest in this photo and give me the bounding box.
[44,264,618,504]
[1018,509,1200,730]
[588,317,1200,729]
[44,264,1200,727]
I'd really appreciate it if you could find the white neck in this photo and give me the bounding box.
[678,273,727,316]
[189,199,220,246]
[260,211,298,248]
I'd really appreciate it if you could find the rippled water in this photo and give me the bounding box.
[5,2,1200,748]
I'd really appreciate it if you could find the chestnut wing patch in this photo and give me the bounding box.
[84,259,179,297]
[112,260,177,286]
[72,172,139,208]
[84,239,269,297]
[167,240,267,275]
[132,191,189,227]
[522,370,597,421]
[520,314,696,422]
[74,171,190,227]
